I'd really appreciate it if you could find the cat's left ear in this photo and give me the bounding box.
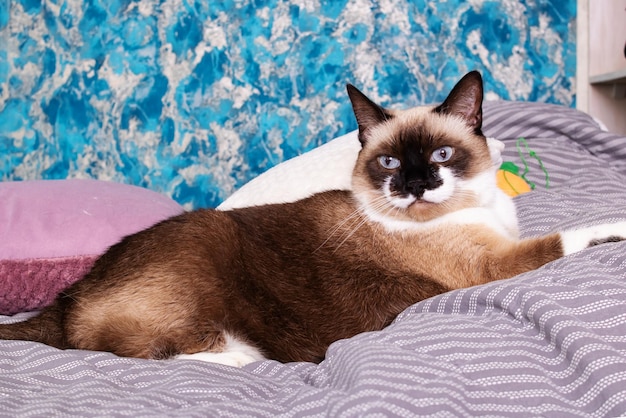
[435,71,484,135]
[347,84,392,144]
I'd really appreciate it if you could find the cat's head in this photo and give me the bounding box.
[348,71,498,225]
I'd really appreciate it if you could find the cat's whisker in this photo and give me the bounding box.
[331,214,373,253]
[316,207,369,252]
[333,196,389,253]
[322,195,391,252]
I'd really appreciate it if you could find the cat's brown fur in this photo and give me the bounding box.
[0,192,562,363]
[0,71,622,364]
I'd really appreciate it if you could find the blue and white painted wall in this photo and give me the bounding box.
[0,0,576,209]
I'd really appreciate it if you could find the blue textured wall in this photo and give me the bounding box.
[0,0,576,209]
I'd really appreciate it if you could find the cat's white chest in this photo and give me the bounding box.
[434,192,519,239]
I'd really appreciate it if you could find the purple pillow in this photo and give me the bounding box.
[0,180,184,315]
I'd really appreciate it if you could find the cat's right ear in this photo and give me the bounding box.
[346,84,391,145]
[434,71,484,136]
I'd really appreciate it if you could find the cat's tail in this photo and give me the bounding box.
[0,300,69,349]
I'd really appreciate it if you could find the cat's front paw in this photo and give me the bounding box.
[560,221,626,255]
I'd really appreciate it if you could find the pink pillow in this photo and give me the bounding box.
[0,180,184,315]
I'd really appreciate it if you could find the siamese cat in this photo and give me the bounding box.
[1,71,625,367]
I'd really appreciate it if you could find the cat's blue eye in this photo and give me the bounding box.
[378,155,401,170]
[431,146,454,163]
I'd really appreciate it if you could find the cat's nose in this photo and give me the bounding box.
[405,177,443,197]
[406,179,427,196]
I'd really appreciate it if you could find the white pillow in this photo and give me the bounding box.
[218,131,361,210]
[219,131,505,211]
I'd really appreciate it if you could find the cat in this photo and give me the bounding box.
[2,71,626,367]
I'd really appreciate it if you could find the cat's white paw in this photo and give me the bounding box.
[175,351,261,367]
[560,221,626,255]
[174,333,265,368]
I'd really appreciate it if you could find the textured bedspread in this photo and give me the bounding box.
[2,101,626,417]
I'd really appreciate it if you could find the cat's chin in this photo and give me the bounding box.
[388,187,455,212]
[371,198,451,224]
[385,193,451,212]
[404,204,454,223]
[389,197,437,210]
[363,203,455,227]
[395,192,480,223]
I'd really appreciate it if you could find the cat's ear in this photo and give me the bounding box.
[434,71,484,135]
[347,84,392,144]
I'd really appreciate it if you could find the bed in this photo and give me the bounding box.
[2,100,626,416]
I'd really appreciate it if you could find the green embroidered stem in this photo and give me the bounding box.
[503,172,521,195]
[515,137,550,190]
